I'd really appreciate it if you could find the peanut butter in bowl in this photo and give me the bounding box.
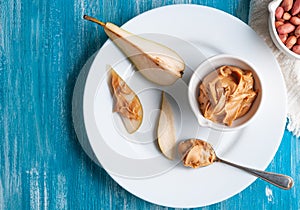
[198,65,258,126]
[188,54,263,131]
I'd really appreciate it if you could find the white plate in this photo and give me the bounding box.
[82,4,287,208]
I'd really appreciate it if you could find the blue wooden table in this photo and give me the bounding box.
[0,0,299,209]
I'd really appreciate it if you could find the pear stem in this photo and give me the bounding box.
[83,15,105,27]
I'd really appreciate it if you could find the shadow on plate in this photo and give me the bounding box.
[72,52,102,167]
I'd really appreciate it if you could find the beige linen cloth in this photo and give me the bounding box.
[249,0,300,137]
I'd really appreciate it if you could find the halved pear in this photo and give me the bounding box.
[110,68,143,134]
[157,92,176,160]
[84,15,185,86]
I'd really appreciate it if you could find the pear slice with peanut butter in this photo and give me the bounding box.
[110,68,143,134]
[157,92,176,160]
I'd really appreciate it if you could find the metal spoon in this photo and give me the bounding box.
[178,139,294,190]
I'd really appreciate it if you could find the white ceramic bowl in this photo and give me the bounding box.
[188,54,263,131]
[268,0,300,59]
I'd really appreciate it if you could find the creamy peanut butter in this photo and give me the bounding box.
[178,139,216,168]
[198,65,257,126]
[111,70,142,120]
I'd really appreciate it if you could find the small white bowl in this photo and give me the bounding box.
[268,0,300,59]
[188,54,263,132]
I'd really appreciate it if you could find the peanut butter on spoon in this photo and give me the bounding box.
[178,139,216,168]
[178,139,294,190]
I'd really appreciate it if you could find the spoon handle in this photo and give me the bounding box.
[217,158,294,190]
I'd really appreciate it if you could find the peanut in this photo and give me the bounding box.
[292,45,300,54]
[291,0,300,15]
[278,34,288,44]
[277,23,296,34]
[275,6,284,19]
[275,20,285,28]
[281,0,293,11]
[286,35,297,49]
[274,2,300,55]
[290,16,300,25]
[295,25,300,37]
[283,12,292,20]
[279,34,288,43]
